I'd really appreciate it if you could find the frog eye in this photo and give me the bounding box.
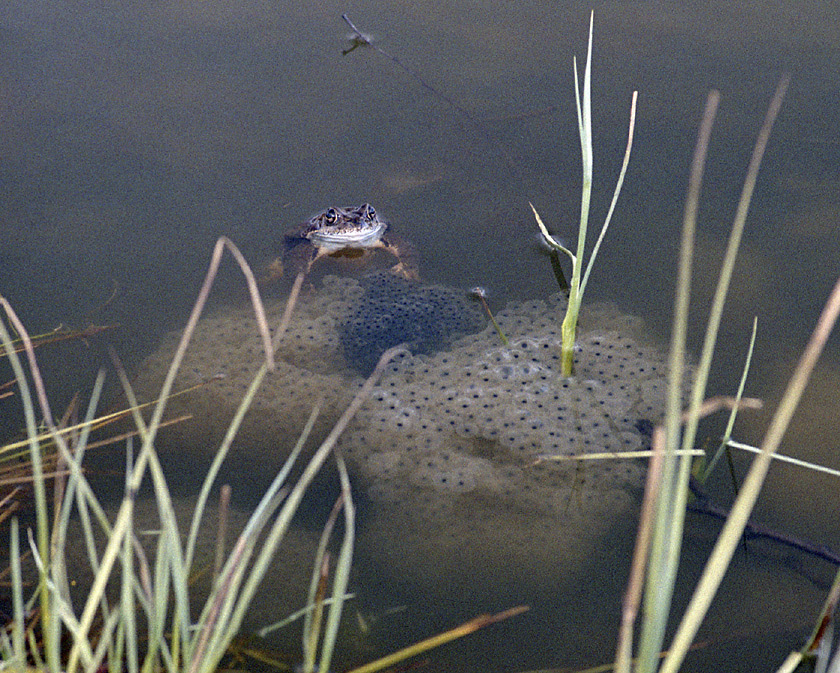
[324,208,338,224]
[363,204,376,219]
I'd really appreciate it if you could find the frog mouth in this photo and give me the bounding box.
[309,222,387,251]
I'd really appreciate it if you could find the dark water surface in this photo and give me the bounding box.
[2,1,839,670]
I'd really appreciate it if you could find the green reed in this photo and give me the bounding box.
[532,11,637,376]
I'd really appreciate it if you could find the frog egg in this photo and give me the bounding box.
[407,450,497,494]
[635,379,669,415]
[583,379,636,417]
[499,432,544,456]
[452,415,480,438]
[469,404,501,436]
[379,404,418,434]
[343,284,365,302]
[338,272,485,376]
[410,465,477,492]
[508,336,547,357]
[484,347,515,365]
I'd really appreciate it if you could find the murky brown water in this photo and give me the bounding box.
[2,1,839,670]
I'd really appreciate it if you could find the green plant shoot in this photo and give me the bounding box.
[532,11,637,376]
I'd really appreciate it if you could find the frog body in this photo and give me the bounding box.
[278,203,419,280]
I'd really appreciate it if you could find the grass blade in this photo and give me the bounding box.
[10,518,25,664]
[317,454,356,673]
[632,90,720,673]
[579,90,638,297]
[345,606,529,673]
[702,317,759,480]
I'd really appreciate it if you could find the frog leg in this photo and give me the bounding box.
[309,247,332,270]
[280,241,322,278]
[381,234,420,280]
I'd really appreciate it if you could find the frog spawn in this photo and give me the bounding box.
[132,276,676,586]
[339,271,485,375]
[343,307,667,489]
[337,297,673,586]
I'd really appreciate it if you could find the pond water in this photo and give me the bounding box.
[1,1,839,671]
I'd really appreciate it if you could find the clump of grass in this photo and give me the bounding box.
[531,11,637,377]
[619,78,788,673]
[607,71,840,673]
[0,238,393,673]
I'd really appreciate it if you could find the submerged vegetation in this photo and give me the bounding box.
[2,11,840,673]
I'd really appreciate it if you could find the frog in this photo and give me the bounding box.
[272,203,419,280]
